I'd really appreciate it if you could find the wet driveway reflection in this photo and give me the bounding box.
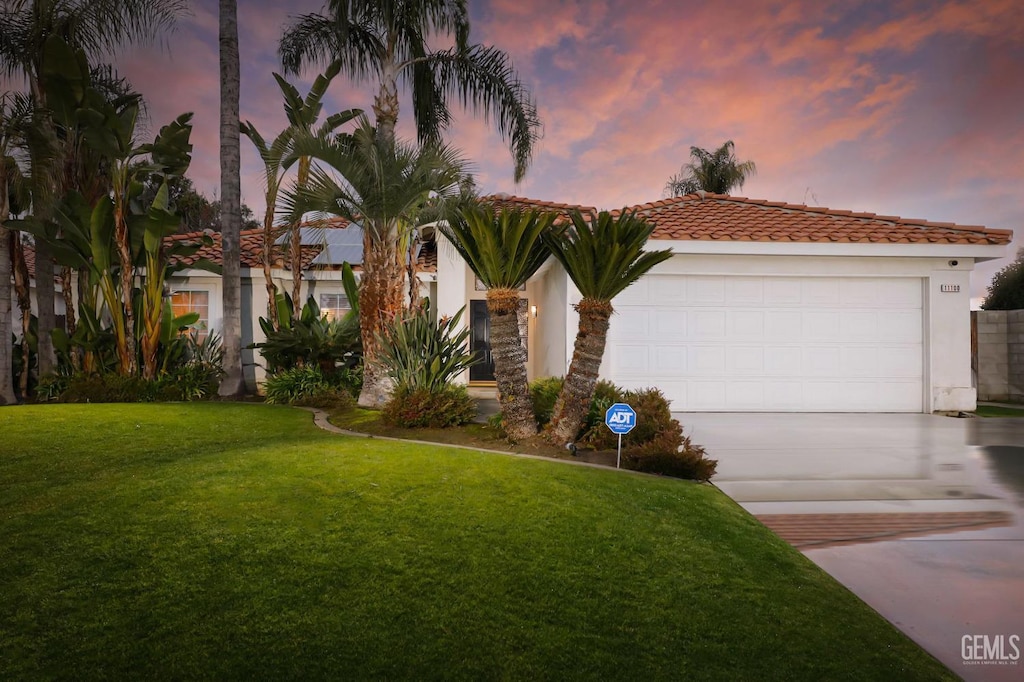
[676,413,1024,681]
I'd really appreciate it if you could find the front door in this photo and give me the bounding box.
[469,300,495,382]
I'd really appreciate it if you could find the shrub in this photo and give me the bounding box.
[576,385,717,481]
[59,374,158,403]
[622,430,718,481]
[530,377,620,435]
[381,384,477,429]
[530,376,564,425]
[263,366,354,406]
[375,305,477,393]
[252,296,361,374]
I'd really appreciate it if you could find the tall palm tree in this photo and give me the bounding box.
[440,206,556,441]
[0,0,188,379]
[241,62,360,329]
[218,0,244,396]
[665,140,757,197]
[278,0,540,182]
[284,118,464,406]
[543,210,673,446]
[0,92,32,405]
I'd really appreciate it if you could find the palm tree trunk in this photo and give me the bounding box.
[0,226,15,404]
[34,239,57,376]
[11,235,32,397]
[289,219,302,317]
[218,0,245,396]
[356,232,404,407]
[61,265,80,369]
[487,287,536,441]
[373,70,400,146]
[113,197,137,375]
[547,298,613,445]
[261,212,279,331]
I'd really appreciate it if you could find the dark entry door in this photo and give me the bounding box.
[469,300,495,382]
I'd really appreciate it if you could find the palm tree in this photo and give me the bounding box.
[543,210,673,446]
[665,140,757,197]
[0,92,32,405]
[278,0,540,182]
[440,206,556,441]
[241,63,360,329]
[0,0,188,379]
[284,118,464,406]
[218,0,244,396]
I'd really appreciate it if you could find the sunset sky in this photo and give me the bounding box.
[18,0,1024,297]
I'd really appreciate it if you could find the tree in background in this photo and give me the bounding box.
[983,248,1024,311]
[440,206,556,441]
[0,0,189,379]
[543,210,673,445]
[665,140,756,196]
[241,61,360,327]
[278,0,541,182]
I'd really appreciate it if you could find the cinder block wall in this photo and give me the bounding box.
[1009,310,1024,401]
[973,310,1024,402]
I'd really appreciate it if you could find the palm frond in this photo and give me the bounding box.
[440,206,556,289]
[428,44,541,183]
[545,210,674,302]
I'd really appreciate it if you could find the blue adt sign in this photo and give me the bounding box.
[605,403,637,435]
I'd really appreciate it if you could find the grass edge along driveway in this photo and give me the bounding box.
[0,403,953,680]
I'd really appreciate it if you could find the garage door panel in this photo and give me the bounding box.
[690,346,726,374]
[728,311,764,337]
[689,276,725,304]
[766,311,803,340]
[654,311,687,336]
[765,278,803,305]
[607,275,923,412]
[728,347,764,373]
[692,311,726,338]
[654,346,687,373]
[613,309,651,340]
[879,311,922,342]
[804,312,841,340]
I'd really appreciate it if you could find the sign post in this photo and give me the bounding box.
[605,403,637,469]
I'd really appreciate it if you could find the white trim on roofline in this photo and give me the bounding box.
[651,239,1009,262]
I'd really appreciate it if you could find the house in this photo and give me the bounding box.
[11,192,1014,413]
[435,193,1013,413]
[164,219,436,389]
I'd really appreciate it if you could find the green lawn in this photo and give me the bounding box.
[976,404,1024,418]
[0,404,951,680]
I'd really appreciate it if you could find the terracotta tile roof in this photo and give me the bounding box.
[479,194,596,220]
[167,228,324,270]
[417,240,437,273]
[757,511,1013,549]
[624,193,1014,245]
[167,221,436,273]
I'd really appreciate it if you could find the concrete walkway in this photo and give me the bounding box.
[674,412,1024,681]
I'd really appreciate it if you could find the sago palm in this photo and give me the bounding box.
[440,206,557,441]
[665,140,756,197]
[278,0,540,182]
[283,118,464,406]
[543,210,673,446]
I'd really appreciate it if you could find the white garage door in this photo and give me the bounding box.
[605,275,924,412]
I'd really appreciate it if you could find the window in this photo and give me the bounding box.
[320,292,351,320]
[170,290,210,339]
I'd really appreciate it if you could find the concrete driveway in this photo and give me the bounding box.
[673,411,1024,681]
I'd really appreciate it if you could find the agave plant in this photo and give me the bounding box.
[374,305,477,394]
